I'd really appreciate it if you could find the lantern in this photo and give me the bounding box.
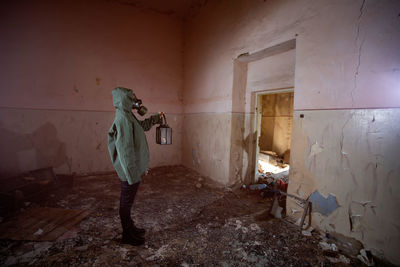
[156,114,172,145]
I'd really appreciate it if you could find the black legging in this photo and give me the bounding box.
[119,181,140,230]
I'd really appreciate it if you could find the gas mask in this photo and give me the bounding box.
[132,97,147,116]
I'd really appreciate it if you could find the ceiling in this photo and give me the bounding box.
[109,0,208,19]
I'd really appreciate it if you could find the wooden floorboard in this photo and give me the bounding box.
[0,207,90,241]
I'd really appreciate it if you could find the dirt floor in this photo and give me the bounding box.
[0,165,378,266]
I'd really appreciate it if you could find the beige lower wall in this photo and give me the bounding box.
[0,108,182,176]
[287,108,400,264]
[225,107,400,263]
[182,113,231,185]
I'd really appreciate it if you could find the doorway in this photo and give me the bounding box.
[254,89,294,184]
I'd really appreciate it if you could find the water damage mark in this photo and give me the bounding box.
[96,142,102,151]
[309,191,339,216]
[0,122,70,175]
[73,85,79,93]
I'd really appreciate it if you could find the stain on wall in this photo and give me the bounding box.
[0,121,70,176]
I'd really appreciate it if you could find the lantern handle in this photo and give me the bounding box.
[161,113,168,126]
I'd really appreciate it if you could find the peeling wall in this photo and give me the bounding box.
[288,109,400,262]
[1,0,400,263]
[183,0,400,264]
[0,0,183,176]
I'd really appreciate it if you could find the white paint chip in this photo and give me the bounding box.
[34,228,43,235]
[309,141,324,158]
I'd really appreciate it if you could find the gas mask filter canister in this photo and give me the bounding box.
[132,98,147,116]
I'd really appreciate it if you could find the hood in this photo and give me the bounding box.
[112,87,135,112]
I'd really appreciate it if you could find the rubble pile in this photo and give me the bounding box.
[0,166,370,266]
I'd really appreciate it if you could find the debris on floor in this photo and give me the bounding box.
[257,150,289,191]
[0,166,370,266]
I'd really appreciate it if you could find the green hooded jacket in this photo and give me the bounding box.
[107,87,160,185]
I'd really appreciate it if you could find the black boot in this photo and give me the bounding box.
[130,220,146,235]
[120,208,145,246]
[121,230,145,246]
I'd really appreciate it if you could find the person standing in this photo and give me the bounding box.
[107,87,162,246]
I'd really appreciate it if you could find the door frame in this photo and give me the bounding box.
[253,87,294,183]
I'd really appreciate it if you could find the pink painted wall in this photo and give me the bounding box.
[0,0,183,175]
[0,0,183,113]
[183,0,400,112]
[182,0,400,263]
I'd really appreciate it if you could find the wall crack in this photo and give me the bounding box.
[351,0,367,107]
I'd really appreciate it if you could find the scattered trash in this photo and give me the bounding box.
[327,254,350,264]
[301,227,314,237]
[34,228,44,236]
[195,183,202,189]
[357,249,375,266]
[0,165,368,266]
[270,198,283,219]
[319,241,338,252]
[249,223,261,232]
[257,151,290,185]
[326,232,363,257]
[249,184,267,190]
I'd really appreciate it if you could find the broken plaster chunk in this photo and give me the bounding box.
[358,249,375,266]
[33,228,44,236]
[234,220,242,230]
[327,254,350,264]
[302,230,312,237]
[319,241,338,252]
[249,223,261,232]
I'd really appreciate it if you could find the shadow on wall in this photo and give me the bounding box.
[0,122,71,177]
